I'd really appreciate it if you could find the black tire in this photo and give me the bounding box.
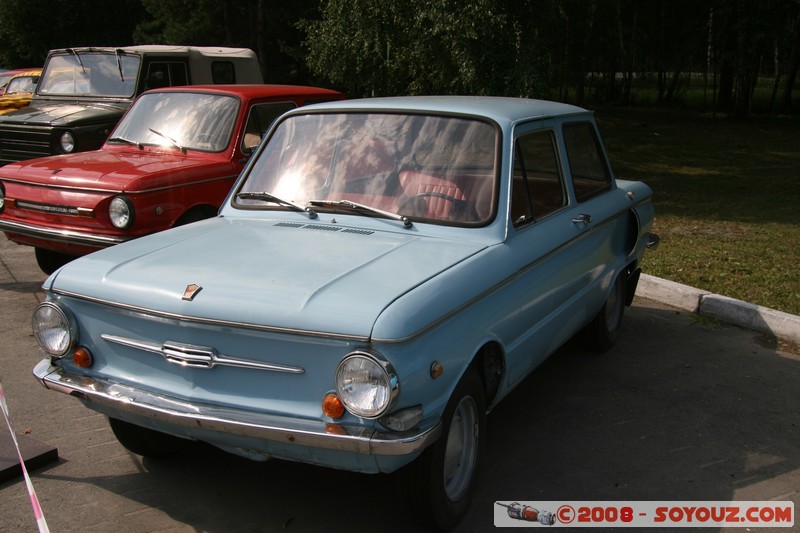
[397,369,486,531]
[34,247,76,275]
[175,207,216,226]
[581,272,626,353]
[108,417,189,458]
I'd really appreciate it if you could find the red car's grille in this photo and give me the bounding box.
[15,199,83,217]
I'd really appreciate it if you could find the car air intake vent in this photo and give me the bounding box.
[273,222,373,236]
[304,224,341,232]
[274,222,305,228]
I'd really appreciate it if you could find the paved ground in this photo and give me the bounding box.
[1,234,798,532]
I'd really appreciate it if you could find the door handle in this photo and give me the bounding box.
[571,213,592,224]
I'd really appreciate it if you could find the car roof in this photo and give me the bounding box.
[1,67,40,76]
[290,95,590,125]
[142,84,344,99]
[47,45,256,58]
[8,69,42,78]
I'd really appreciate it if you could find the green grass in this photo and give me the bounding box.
[595,106,800,316]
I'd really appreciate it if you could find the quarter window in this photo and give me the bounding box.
[143,62,189,91]
[563,122,611,202]
[241,102,297,153]
[511,130,564,226]
[212,61,236,84]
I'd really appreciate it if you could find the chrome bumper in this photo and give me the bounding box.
[33,360,441,456]
[0,218,126,247]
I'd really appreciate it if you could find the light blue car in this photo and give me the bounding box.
[32,96,657,530]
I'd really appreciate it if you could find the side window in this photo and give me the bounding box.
[511,130,564,226]
[563,122,611,202]
[143,61,189,91]
[6,75,38,94]
[241,102,297,153]
[212,61,236,84]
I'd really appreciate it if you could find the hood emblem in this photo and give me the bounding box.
[182,284,203,301]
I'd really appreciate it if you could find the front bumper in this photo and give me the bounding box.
[0,218,126,247]
[33,360,441,458]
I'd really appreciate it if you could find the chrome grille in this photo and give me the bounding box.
[15,199,82,216]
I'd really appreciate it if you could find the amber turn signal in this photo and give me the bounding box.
[72,347,93,368]
[322,392,345,419]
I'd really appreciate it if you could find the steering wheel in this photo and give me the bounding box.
[397,191,464,215]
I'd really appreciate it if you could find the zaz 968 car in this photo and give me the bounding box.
[31,96,658,530]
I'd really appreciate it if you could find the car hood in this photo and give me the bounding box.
[0,100,129,126]
[2,149,225,191]
[0,93,33,112]
[50,217,487,339]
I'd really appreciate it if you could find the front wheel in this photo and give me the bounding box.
[397,369,486,531]
[34,247,76,275]
[108,417,189,458]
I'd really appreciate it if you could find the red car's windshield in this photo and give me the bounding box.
[110,92,239,153]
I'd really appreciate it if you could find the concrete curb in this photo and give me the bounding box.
[637,273,800,345]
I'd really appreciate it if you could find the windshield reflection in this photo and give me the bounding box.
[39,52,140,97]
[238,113,498,225]
[111,92,239,152]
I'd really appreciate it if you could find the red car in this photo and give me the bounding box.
[0,84,344,273]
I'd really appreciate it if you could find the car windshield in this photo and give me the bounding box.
[237,112,498,225]
[110,92,239,153]
[38,51,140,97]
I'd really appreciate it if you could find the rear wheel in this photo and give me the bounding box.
[398,369,485,531]
[34,247,76,275]
[581,272,626,353]
[108,417,189,458]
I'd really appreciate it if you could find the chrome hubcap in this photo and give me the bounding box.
[443,395,478,501]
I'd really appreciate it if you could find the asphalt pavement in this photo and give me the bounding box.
[1,234,798,532]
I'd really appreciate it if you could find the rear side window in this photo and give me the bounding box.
[563,122,611,202]
[143,62,189,91]
[511,130,565,226]
[212,61,236,83]
[241,102,297,153]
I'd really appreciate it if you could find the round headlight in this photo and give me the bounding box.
[60,131,76,153]
[32,302,76,357]
[335,352,398,418]
[109,196,134,229]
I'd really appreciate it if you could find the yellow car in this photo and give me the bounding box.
[0,68,42,115]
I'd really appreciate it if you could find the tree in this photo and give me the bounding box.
[0,0,143,67]
[777,1,800,109]
[134,0,318,83]
[1,0,796,112]
[709,0,790,117]
[134,0,236,46]
[303,0,542,97]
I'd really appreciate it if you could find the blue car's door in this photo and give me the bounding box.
[500,119,627,387]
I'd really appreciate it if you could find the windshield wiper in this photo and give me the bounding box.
[66,48,86,74]
[237,192,318,219]
[107,136,142,149]
[148,128,186,153]
[308,199,412,228]
[114,49,125,81]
